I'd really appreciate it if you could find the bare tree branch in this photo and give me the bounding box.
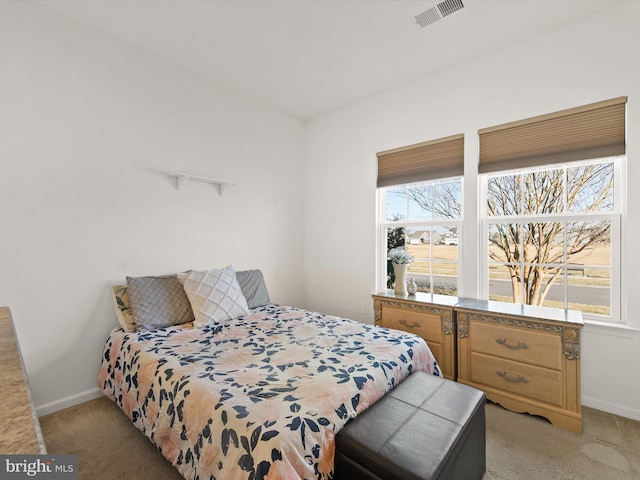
[488,163,613,306]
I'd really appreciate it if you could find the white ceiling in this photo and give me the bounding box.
[41,0,619,120]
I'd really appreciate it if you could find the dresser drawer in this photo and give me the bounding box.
[469,320,562,370]
[381,306,442,343]
[469,352,563,407]
[374,294,456,381]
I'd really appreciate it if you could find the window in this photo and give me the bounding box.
[477,96,626,323]
[377,134,464,296]
[481,157,622,321]
[380,178,463,296]
[376,97,626,324]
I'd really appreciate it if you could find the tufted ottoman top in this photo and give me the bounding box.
[335,372,486,480]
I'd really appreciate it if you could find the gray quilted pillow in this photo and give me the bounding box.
[236,270,271,308]
[126,274,195,331]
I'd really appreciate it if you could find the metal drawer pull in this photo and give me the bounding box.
[399,319,421,329]
[496,338,529,350]
[496,370,529,384]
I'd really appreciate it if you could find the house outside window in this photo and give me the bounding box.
[480,157,623,322]
[379,178,463,296]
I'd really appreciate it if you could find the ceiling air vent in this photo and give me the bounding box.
[415,0,465,28]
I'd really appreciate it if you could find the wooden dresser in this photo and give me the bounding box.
[372,291,458,380]
[454,299,583,433]
[0,306,47,453]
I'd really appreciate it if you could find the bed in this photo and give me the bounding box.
[100,268,440,480]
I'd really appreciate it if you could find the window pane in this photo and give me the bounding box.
[488,264,519,303]
[433,181,462,219]
[409,277,432,294]
[568,162,614,213]
[382,178,461,298]
[523,265,563,307]
[523,168,564,214]
[395,226,460,297]
[408,262,431,294]
[523,222,564,265]
[407,266,459,296]
[434,227,457,257]
[566,220,611,266]
[386,188,407,221]
[386,226,407,288]
[408,257,431,275]
[406,228,434,251]
[407,185,433,220]
[386,179,462,222]
[435,274,458,296]
[386,226,406,250]
[407,235,432,294]
[536,267,565,309]
[487,173,521,216]
[434,226,458,295]
[488,223,520,263]
[442,226,459,246]
[407,234,431,274]
[566,220,611,316]
[568,269,611,316]
[482,158,618,321]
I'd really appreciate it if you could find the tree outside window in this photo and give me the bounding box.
[380,158,621,321]
[484,159,618,319]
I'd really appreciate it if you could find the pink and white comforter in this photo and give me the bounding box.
[99,304,440,480]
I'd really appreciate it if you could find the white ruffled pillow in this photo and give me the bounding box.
[178,266,249,327]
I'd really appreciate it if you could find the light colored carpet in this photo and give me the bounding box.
[39,396,640,480]
[484,402,640,480]
[40,396,183,480]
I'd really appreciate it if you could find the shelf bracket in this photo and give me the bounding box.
[168,172,235,196]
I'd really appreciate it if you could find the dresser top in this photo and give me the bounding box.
[373,290,460,307]
[372,291,584,327]
[455,297,584,327]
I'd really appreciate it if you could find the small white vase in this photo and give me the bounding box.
[393,263,408,295]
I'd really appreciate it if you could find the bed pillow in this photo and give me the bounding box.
[236,269,271,308]
[126,274,195,331]
[177,266,249,327]
[111,285,136,332]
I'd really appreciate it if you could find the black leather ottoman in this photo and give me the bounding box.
[335,372,486,480]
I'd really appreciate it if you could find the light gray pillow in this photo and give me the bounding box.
[126,274,195,331]
[177,266,249,327]
[236,269,271,308]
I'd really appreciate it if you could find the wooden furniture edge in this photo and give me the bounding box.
[372,294,454,333]
[456,305,583,433]
[372,293,456,380]
[457,378,582,433]
[455,309,583,361]
[0,306,47,454]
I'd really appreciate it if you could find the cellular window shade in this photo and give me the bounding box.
[478,96,626,174]
[377,134,464,188]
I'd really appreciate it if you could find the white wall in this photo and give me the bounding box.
[304,2,640,420]
[0,2,305,414]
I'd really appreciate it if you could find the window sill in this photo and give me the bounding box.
[583,319,640,339]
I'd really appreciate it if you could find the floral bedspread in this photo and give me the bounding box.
[99,304,440,480]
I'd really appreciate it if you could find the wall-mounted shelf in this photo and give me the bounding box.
[168,172,235,196]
